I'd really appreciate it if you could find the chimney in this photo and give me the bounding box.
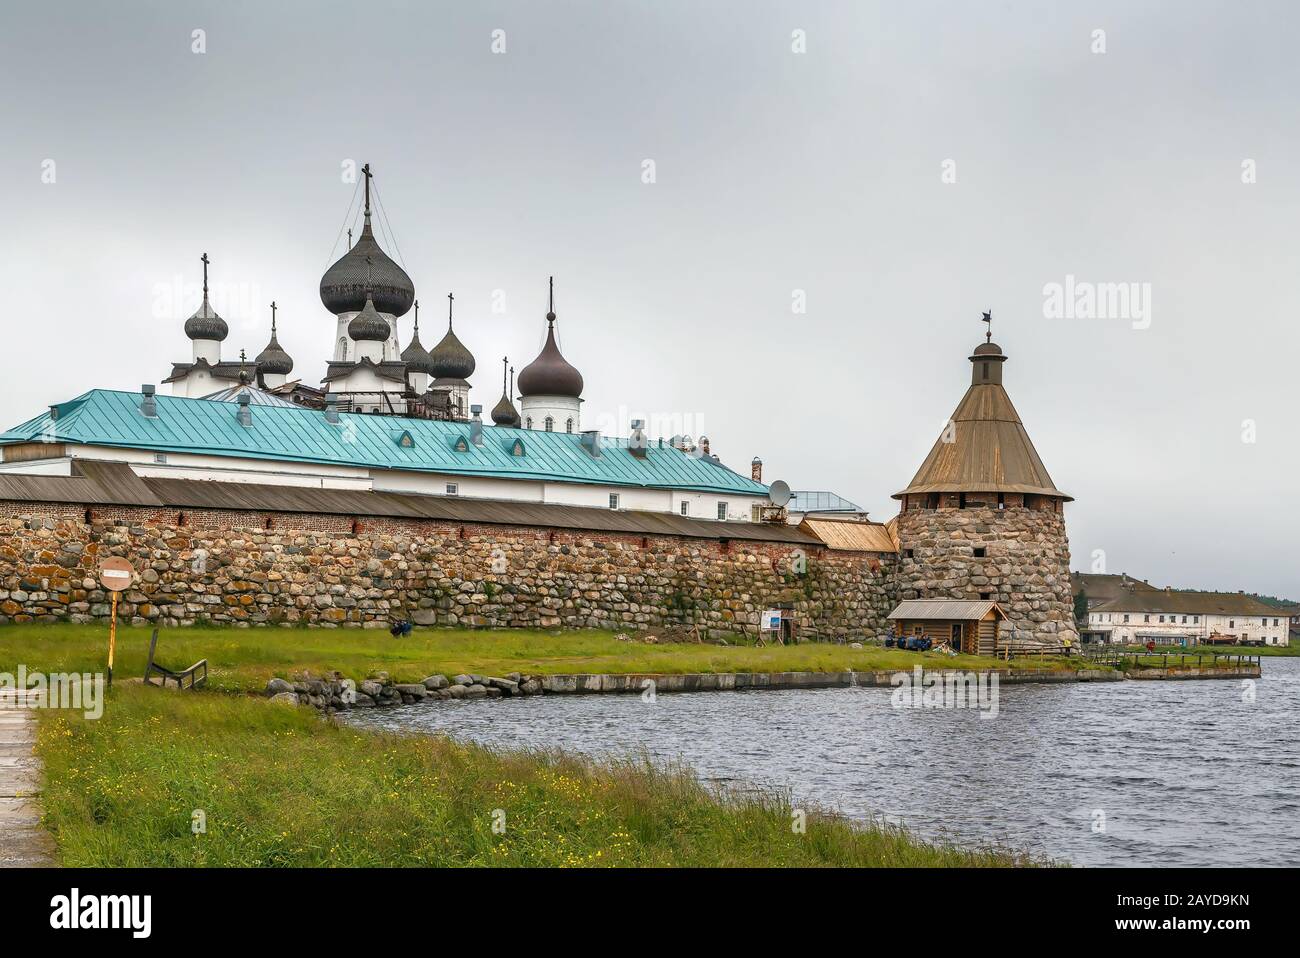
[470,404,483,445]
[140,384,157,419]
[751,457,763,482]
[48,405,59,422]
[629,419,648,459]
[324,393,340,425]
[236,392,252,428]
[581,430,602,457]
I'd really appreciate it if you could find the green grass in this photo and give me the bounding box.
[0,622,1077,692]
[34,685,1043,867]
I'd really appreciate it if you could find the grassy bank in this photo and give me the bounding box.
[0,622,1076,692]
[34,685,1040,867]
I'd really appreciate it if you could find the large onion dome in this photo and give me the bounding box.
[400,301,436,377]
[319,168,414,317]
[348,291,391,342]
[254,303,293,375]
[185,252,228,342]
[517,281,582,398]
[428,292,475,380]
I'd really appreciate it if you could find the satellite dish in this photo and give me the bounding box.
[768,480,791,507]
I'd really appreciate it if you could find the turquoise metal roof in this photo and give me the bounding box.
[0,390,768,496]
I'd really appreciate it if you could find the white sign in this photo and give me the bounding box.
[760,610,782,632]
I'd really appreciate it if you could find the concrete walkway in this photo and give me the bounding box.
[0,693,57,867]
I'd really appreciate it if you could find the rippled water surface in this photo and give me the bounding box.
[346,657,1300,866]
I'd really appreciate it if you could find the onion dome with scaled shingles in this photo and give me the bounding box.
[254,302,294,375]
[185,252,229,342]
[491,356,521,426]
[400,300,436,376]
[428,292,476,380]
[348,291,391,342]
[319,166,415,317]
[517,278,583,398]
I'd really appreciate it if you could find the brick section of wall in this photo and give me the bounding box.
[896,505,1077,646]
[0,501,899,640]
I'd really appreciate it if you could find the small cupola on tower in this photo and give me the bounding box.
[428,291,475,419]
[518,276,584,433]
[400,299,437,394]
[184,252,228,364]
[491,356,522,427]
[254,300,294,388]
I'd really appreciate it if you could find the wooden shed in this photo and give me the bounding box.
[887,599,1007,655]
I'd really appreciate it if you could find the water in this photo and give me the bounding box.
[346,657,1300,866]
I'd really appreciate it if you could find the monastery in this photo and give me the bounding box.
[0,169,1077,650]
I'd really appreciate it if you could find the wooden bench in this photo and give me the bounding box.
[142,628,208,690]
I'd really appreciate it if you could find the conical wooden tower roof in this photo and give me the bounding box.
[893,338,1070,501]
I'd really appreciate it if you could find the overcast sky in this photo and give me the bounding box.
[2,1,1297,596]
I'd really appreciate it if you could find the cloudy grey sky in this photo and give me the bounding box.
[2,1,1297,596]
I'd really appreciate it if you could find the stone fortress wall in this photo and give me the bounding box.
[0,503,900,640]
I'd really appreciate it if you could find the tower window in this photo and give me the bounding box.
[982,362,989,380]
[544,416,554,432]
[997,492,1005,510]
[566,418,574,433]
[973,547,986,558]
[525,417,533,429]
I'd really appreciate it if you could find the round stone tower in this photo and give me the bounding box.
[892,325,1077,651]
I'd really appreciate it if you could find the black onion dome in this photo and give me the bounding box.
[255,330,293,376]
[348,294,391,342]
[401,329,436,376]
[428,327,476,380]
[491,392,521,427]
[517,318,583,398]
[184,293,229,342]
[320,223,415,317]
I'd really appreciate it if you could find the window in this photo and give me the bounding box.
[1123,614,1130,623]
[1159,616,1165,623]
[153,453,168,464]
[1193,616,1199,624]
[566,418,574,434]
[1182,616,1187,623]
[904,549,914,559]
[544,416,554,432]
[997,492,1005,510]
[609,493,619,510]
[979,592,991,600]
[1229,620,1235,629]
[1144,615,1150,623]
[717,502,728,520]
[680,502,689,516]
[973,547,986,558]
[525,417,533,429]
[445,483,458,496]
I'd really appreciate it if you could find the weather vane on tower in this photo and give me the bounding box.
[981,310,992,343]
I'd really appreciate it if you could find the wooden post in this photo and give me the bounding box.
[107,591,118,688]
